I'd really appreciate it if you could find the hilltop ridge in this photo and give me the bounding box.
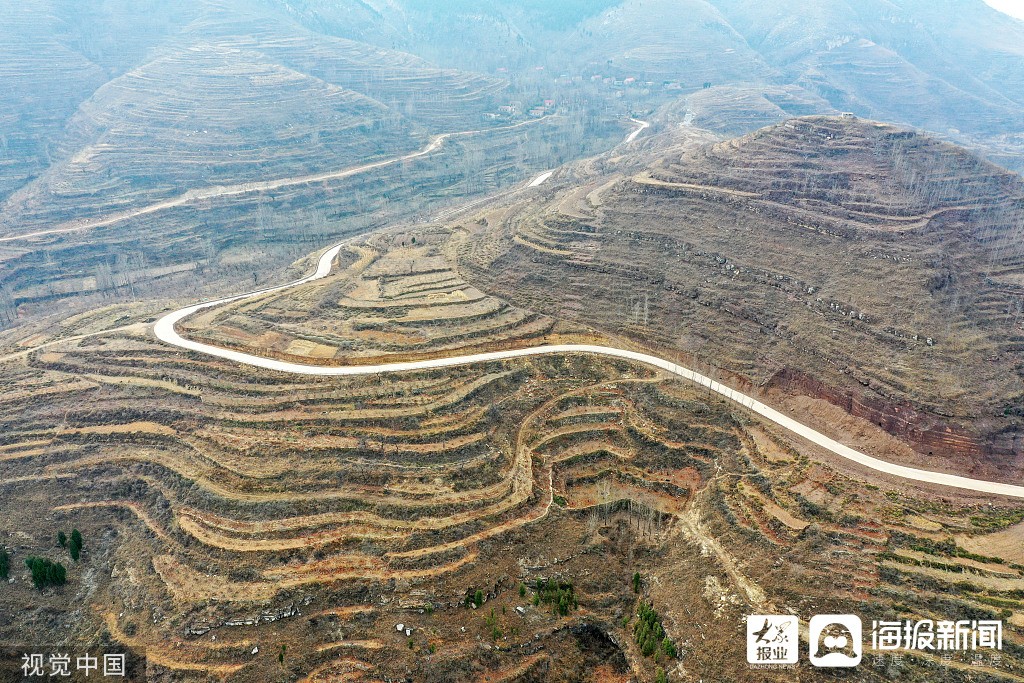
[460,116,1024,473]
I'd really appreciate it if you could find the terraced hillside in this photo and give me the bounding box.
[0,0,654,340]
[460,116,1024,474]
[6,291,1024,679]
[711,0,1024,124]
[0,0,508,239]
[1,44,422,230]
[569,0,776,86]
[4,1,1024,679]
[5,0,1024,341]
[0,4,108,204]
[304,0,1024,174]
[180,227,604,365]
[2,0,607,337]
[177,0,511,134]
[0,111,619,337]
[702,0,1024,172]
[668,85,835,136]
[0,313,705,679]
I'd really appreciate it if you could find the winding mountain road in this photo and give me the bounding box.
[155,243,1024,500]
[0,116,558,245]
[525,118,647,189]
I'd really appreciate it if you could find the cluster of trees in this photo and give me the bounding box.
[0,528,86,591]
[0,529,83,590]
[57,529,83,561]
[532,578,577,616]
[634,601,676,660]
[25,557,66,590]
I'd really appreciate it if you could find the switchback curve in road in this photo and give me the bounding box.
[625,118,650,143]
[524,118,647,190]
[154,244,1024,500]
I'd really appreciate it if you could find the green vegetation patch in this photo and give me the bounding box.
[532,577,577,616]
[24,557,67,590]
[633,601,676,660]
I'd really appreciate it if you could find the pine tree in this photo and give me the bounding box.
[57,531,67,548]
[0,547,9,579]
[69,529,83,562]
[28,558,43,588]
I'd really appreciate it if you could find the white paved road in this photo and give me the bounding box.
[528,171,554,187]
[625,118,650,143]
[154,244,1024,500]
[525,118,647,189]
[0,116,558,245]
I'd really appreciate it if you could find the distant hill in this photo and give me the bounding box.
[0,0,507,231]
[286,0,1024,171]
[706,0,1024,167]
[3,0,1021,217]
[461,116,1024,473]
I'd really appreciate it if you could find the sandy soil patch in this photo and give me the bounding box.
[957,522,1024,565]
[285,338,338,358]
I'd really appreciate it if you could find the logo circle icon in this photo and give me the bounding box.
[809,614,863,667]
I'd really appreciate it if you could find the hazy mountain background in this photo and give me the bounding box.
[1,0,1022,324]
[3,0,1022,213]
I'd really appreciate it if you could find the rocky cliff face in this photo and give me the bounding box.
[768,366,1021,469]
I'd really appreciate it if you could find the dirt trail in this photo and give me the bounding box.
[0,323,146,363]
[53,500,171,542]
[678,481,768,608]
